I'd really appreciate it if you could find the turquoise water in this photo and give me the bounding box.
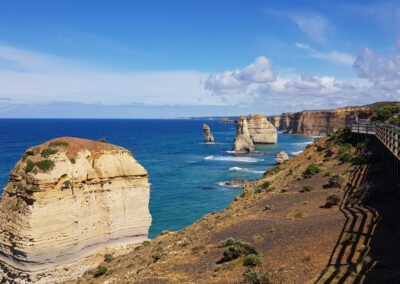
[0,119,312,238]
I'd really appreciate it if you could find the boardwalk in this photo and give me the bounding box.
[351,120,400,195]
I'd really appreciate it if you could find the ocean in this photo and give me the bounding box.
[0,119,313,238]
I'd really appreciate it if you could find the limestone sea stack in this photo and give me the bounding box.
[233,116,254,153]
[248,114,277,144]
[275,151,289,164]
[0,137,151,282]
[203,124,214,142]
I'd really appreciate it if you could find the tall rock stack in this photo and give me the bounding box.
[248,114,277,144]
[233,116,254,153]
[0,137,152,283]
[203,124,214,142]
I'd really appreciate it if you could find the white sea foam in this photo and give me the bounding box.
[217,181,243,188]
[295,141,313,146]
[290,150,303,156]
[225,150,236,154]
[229,166,264,174]
[204,156,262,163]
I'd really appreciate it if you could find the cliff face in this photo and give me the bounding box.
[233,116,254,153]
[266,115,281,129]
[0,137,151,280]
[247,114,277,144]
[268,107,373,135]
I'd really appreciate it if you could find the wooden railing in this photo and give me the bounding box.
[350,119,376,135]
[375,122,400,159]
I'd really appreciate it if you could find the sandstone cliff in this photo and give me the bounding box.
[203,124,214,143]
[233,116,254,153]
[268,106,373,135]
[248,114,277,144]
[266,115,281,129]
[0,137,151,282]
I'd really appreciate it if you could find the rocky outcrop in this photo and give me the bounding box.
[203,124,214,143]
[275,151,289,164]
[219,178,248,188]
[267,106,374,135]
[0,137,151,283]
[266,115,281,129]
[248,114,277,144]
[233,116,254,153]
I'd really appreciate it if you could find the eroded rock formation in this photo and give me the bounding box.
[233,116,254,153]
[0,137,151,282]
[248,114,277,144]
[275,151,289,164]
[267,107,373,136]
[203,124,214,143]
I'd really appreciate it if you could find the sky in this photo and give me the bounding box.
[0,0,399,118]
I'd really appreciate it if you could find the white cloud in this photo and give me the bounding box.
[295,42,355,65]
[204,56,275,94]
[353,44,400,91]
[204,43,400,112]
[0,44,222,106]
[290,14,329,43]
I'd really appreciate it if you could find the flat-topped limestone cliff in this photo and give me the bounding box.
[248,114,277,144]
[0,137,151,282]
[267,106,373,135]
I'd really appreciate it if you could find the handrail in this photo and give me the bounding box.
[350,121,399,159]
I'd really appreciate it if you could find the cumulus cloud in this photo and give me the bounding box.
[353,45,400,91]
[205,41,400,112]
[295,43,355,65]
[204,56,276,94]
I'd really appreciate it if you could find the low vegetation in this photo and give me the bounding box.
[300,184,312,192]
[93,265,107,277]
[302,163,322,178]
[104,253,113,263]
[35,160,55,172]
[243,254,262,267]
[40,148,58,158]
[327,174,346,188]
[49,141,69,147]
[219,238,259,262]
[325,194,341,207]
[243,271,272,284]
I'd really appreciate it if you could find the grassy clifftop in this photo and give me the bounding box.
[72,129,399,284]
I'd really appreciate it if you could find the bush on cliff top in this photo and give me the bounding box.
[49,141,69,147]
[219,238,259,262]
[41,148,58,158]
[302,163,322,178]
[243,271,271,284]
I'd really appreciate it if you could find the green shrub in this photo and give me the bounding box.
[327,127,352,145]
[260,181,270,189]
[62,180,70,188]
[70,158,76,164]
[269,166,282,174]
[29,185,41,192]
[221,239,259,261]
[338,144,353,163]
[161,229,173,235]
[302,163,321,178]
[327,174,346,188]
[325,194,341,207]
[41,148,58,158]
[300,184,312,192]
[104,253,113,263]
[191,245,205,254]
[22,154,28,162]
[152,254,161,262]
[219,237,235,248]
[94,265,107,277]
[142,240,150,246]
[35,160,55,172]
[25,160,36,173]
[49,141,69,147]
[243,271,271,284]
[243,254,262,267]
[32,147,41,155]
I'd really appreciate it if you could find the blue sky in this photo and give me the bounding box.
[0,0,399,117]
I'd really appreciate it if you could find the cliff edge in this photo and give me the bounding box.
[0,137,151,282]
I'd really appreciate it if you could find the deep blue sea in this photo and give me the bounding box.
[0,119,312,238]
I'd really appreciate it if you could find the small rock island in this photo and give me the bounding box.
[233,116,255,153]
[203,124,214,142]
[0,137,152,283]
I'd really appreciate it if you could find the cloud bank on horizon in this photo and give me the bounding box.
[0,0,399,117]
